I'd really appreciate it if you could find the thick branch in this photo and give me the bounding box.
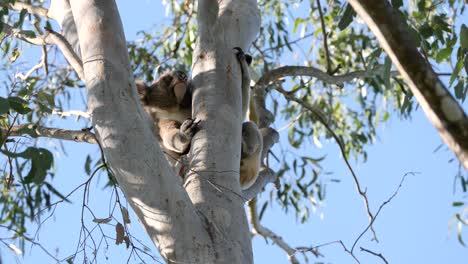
[1,2,49,18]
[1,124,96,144]
[248,198,299,264]
[44,27,84,80]
[348,0,468,168]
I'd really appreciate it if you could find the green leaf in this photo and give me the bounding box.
[392,0,403,8]
[452,202,464,207]
[259,201,268,221]
[20,148,54,184]
[450,59,464,87]
[383,56,392,90]
[21,30,36,38]
[454,81,465,100]
[435,47,452,63]
[338,4,356,30]
[0,96,10,115]
[44,182,70,202]
[84,155,92,175]
[383,111,390,122]
[460,25,468,50]
[8,97,31,114]
[14,8,28,28]
[293,18,304,33]
[9,48,20,63]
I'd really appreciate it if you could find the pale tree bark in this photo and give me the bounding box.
[60,0,261,263]
[348,0,468,169]
[69,0,211,263]
[186,0,261,263]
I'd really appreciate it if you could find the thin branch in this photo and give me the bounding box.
[351,172,414,252]
[296,240,360,263]
[2,23,84,80]
[360,247,388,264]
[248,198,300,264]
[2,124,97,144]
[1,2,49,18]
[52,109,90,119]
[316,0,333,73]
[14,61,43,81]
[272,85,378,241]
[261,32,315,53]
[44,27,84,80]
[255,65,399,88]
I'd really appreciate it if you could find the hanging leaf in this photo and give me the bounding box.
[122,207,131,224]
[0,96,10,115]
[338,4,356,30]
[115,222,125,245]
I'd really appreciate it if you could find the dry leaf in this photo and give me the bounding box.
[93,217,112,224]
[115,222,124,245]
[122,207,131,224]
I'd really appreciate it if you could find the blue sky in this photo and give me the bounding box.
[1,1,467,263]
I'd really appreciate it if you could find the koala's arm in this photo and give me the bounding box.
[158,118,197,155]
[240,122,263,189]
[234,47,251,120]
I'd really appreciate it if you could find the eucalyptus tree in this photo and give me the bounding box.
[0,0,466,263]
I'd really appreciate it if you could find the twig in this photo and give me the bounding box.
[360,247,388,264]
[2,124,97,144]
[2,23,84,80]
[351,172,414,252]
[52,109,90,119]
[296,240,360,263]
[316,0,333,73]
[278,111,304,132]
[262,32,315,53]
[248,197,300,264]
[272,85,379,241]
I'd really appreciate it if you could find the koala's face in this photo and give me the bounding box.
[170,71,189,104]
[137,71,190,110]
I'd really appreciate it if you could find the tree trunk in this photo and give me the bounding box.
[67,0,260,263]
[186,0,261,263]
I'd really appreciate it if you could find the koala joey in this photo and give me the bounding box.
[135,71,198,164]
[234,47,263,190]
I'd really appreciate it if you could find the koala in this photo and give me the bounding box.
[234,47,263,190]
[136,71,198,164]
[137,55,262,190]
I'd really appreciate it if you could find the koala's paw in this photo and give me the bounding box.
[180,118,199,139]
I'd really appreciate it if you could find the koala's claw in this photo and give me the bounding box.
[180,118,199,138]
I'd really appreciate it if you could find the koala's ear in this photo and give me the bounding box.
[135,81,148,99]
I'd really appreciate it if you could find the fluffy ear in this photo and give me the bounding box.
[135,81,148,99]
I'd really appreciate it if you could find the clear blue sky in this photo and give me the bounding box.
[1,1,467,263]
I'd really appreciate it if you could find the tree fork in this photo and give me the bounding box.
[69,0,213,262]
